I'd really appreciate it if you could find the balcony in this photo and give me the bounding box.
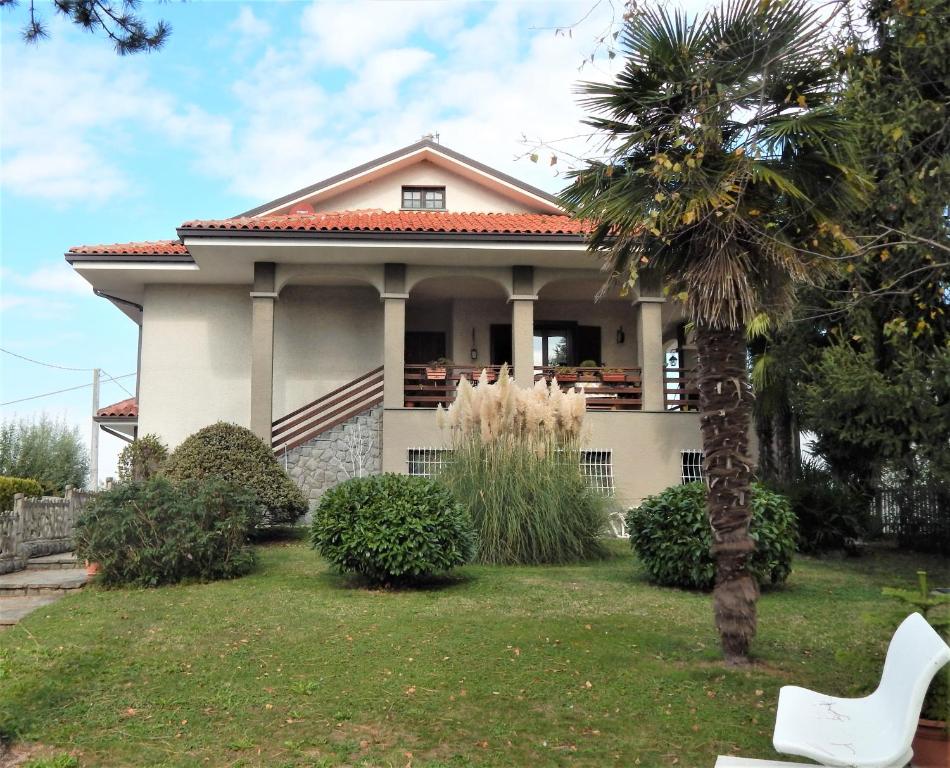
[404,365,649,411]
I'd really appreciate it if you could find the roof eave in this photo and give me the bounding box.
[176,227,586,244]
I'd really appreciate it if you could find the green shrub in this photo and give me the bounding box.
[626,482,797,590]
[776,459,871,553]
[0,476,44,511]
[75,476,257,587]
[117,434,168,483]
[439,443,609,565]
[162,422,306,525]
[311,473,474,585]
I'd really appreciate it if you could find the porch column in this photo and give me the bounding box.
[510,265,536,385]
[635,280,666,411]
[382,263,407,409]
[250,262,277,443]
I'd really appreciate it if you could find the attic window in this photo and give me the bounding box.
[402,186,445,210]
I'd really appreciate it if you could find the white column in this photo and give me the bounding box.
[250,262,277,443]
[510,265,536,385]
[382,263,407,409]
[636,297,666,411]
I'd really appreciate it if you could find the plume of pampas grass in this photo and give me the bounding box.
[435,366,607,565]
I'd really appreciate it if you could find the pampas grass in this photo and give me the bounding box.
[437,365,609,565]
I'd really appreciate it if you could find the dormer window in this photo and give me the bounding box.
[402,186,445,210]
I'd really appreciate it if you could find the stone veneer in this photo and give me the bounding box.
[280,406,382,513]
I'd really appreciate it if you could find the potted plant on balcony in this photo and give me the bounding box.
[578,360,599,382]
[883,571,949,767]
[425,357,452,381]
[554,366,578,383]
[601,367,627,383]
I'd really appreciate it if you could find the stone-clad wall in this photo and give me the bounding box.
[0,486,93,574]
[281,406,382,512]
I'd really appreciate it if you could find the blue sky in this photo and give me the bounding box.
[1,0,709,481]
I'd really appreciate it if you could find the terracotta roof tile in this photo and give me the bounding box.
[95,397,138,419]
[180,210,586,236]
[68,241,188,256]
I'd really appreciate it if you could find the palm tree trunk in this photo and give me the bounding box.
[695,324,758,663]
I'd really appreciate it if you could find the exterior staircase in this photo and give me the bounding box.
[272,366,384,454]
[0,552,87,629]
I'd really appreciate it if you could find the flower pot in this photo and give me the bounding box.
[426,367,447,381]
[85,560,100,576]
[601,372,626,383]
[913,719,949,768]
[556,373,577,383]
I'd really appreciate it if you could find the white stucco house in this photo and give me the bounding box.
[72,139,703,509]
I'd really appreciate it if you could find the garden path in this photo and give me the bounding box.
[0,553,87,629]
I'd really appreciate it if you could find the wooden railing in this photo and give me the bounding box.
[534,366,643,411]
[404,365,503,408]
[664,367,699,412]
[272,366,384,453]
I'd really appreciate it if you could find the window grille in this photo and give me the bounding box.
[407,448,452,478]
[681,449,705,484]
[581,450,614,496]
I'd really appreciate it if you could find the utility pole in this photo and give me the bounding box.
[90,368,100,490]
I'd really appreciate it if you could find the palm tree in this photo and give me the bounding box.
[561,0,864,662]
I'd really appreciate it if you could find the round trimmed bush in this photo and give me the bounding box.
[625,481,797,590]
[75,476,257,587]
[162,422,307,525]
[311,473,475,585]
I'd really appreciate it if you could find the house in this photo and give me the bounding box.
[73,139,703,512]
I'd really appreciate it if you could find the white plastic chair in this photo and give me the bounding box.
[772,612,950,768]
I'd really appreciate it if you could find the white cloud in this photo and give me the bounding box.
[202,1,619,203]
[231,6,272,41]
[5,262,92,296]
[0,22,232,205]
[0,294,74,318]
[299,1,465,69]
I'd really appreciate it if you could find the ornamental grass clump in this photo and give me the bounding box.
[436,365,608,565]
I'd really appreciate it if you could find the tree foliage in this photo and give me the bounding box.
[561,0,863,662]
[753,0,949,516]
[0,0,170,54]
[0,415,89,494]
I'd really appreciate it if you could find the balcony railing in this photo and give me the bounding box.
[664,367,699,412]
[404,364,504,408]
[533,366,643,411]
[404,365,645,410]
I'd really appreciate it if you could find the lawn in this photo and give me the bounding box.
[1,537,946,768]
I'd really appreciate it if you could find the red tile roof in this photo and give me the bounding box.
[95,397,138,419]
[180,210,586,236]
[68,241,188,256]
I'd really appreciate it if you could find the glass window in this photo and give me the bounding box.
[402,186,446,210]
[533,330,572,367]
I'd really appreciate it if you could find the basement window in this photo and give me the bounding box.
[581,450,614,496]
[402,186,446,210]
[681,450,705,484]
[407,448,452,478]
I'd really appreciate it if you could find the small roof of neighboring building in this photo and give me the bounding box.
[94,397,138,420]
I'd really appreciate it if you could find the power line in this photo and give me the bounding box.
[100,368,135,398]
[0,347,96,372]
[0,373,135,407]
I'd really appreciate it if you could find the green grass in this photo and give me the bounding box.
[1,537,946,768]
